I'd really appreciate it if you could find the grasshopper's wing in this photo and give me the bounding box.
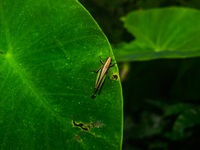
[98,74,106,90]
[96,74,106,96]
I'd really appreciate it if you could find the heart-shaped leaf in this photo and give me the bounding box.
[0,0,123,149]
[115,7,200,61]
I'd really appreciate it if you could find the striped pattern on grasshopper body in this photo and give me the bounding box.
[91,55,116,99]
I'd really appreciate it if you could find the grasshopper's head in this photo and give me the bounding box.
[106,57,112,63]
[106,52,116,64]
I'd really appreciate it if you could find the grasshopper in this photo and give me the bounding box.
[90,53,116,99]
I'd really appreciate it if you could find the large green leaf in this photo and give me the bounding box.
[114,7,200,61]
[0,0,123,149]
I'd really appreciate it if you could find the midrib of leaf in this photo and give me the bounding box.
[132,28,157,49]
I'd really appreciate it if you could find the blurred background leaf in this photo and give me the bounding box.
[115,7,200,61]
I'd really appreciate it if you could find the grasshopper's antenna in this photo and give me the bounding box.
[111,52,116,57]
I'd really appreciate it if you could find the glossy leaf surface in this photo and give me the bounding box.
[0,0,123,149]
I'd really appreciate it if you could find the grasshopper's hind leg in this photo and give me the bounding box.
[99,56,104,64]
[90,66,102,73]
[110,63,116,67]
[107,71,112,82]
[98,75,106,95]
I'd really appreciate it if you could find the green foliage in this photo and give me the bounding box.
[79,0,200,149]
[0,0,123,149]
[82,0,200,150]
[79,2,200,149]
[173,107,200,131]
[163,103,194,117]
[79,0,200,150]
[115,7,200,61]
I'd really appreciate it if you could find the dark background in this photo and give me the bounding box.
[79,0,200,149]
